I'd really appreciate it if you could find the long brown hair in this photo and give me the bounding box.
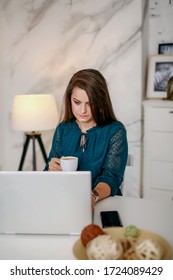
[61,69,118,126]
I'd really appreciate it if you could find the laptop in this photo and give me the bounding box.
[0,171,92,235]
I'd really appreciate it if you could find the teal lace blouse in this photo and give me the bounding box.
[44,120,128,195]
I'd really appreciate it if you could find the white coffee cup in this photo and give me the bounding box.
[60,156,78,171]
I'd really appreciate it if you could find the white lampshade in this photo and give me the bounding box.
[11,94,59,132]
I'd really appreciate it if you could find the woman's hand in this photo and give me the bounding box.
[91,191,98,215]
[48,158,62,171]
[91,195,96,216]
[91,194,97,208]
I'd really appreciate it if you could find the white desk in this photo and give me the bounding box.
[0,196,173,259]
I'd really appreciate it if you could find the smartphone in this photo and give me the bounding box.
[100,211,123,228]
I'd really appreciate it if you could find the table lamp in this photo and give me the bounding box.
[11,94,59,171]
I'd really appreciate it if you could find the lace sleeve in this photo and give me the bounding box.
[94,127,128,195]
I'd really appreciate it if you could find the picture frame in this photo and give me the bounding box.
[158,43,173,54]
[147,55,173,99]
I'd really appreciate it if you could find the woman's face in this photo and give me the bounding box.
[71,87,95,126]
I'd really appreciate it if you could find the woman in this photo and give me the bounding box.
[44,69,128,207]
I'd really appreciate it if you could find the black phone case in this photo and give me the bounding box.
[100,211,123,228]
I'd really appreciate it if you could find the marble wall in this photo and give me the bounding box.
[0,0,147,197]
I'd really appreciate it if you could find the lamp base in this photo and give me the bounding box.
[18,132,48,171]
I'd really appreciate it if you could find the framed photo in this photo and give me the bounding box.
[147,55,173,99]
[158,43,173,54]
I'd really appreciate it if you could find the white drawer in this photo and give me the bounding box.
[149,161,173,191]
[149,107,173,132]
[143,189,173,202]
[150,132,173,160]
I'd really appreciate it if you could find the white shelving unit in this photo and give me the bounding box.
[142,100,173,201]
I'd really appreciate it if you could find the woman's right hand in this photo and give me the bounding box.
[48,158,62,171]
